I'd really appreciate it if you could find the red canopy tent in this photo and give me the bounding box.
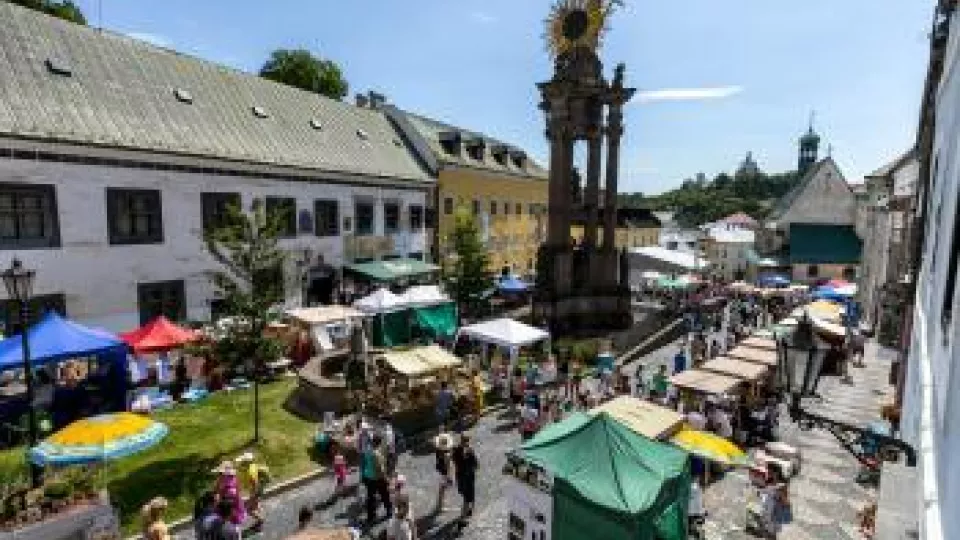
[120,316,198,353]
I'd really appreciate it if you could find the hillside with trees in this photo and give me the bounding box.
[618,169,800,227]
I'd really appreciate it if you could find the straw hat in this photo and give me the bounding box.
[433,432,455,451]
[211,460,236,475]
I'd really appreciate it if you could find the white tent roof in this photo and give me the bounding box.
[400,285,451,307]
[353,287,408,314]
[284,306,365,326]
[459,318,549,348]
[628,246,709,270]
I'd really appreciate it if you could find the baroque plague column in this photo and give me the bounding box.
[534,0,636,332]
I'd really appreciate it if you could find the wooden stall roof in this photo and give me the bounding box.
[379,345,462,377]
[728,345,778,366]
[285,306,364,326]
[590,396,684,440]
[669,369,742,396]
[702,357,769,381]
[285,528,355,540]
[740,336,777,351]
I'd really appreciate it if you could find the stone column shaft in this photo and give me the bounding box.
[603,109,623,251]
[547,132,574,247]
[583,134,603,249]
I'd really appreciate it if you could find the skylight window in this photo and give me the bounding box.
[44,57,72,77]
[309,118,323,130]
[356,129,369,140]
[173,88,193,104]
[252,106,269,119]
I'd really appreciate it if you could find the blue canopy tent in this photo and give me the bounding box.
[0,312,129,427]
[757,274,790,288]
[498,275,530,294]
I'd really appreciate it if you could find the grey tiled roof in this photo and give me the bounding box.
[769,158,827,219]
[0,2,430,183]
[397,110,547,180]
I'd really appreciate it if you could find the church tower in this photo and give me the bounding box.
[798,115,820,175]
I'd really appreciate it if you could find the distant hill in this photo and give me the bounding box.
[618,170,800,227]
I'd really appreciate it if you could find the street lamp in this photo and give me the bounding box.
[1,258,41,487]
[776,311,917,467]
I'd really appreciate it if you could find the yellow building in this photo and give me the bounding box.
[570,208,661,249]
[386,107,549,277]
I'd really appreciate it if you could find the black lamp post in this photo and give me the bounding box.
[776,312,917,468]
[1,258,41,487]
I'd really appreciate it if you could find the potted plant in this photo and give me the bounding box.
[43,480,70,513]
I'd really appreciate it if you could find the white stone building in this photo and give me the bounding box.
[898,2,960,538]
[704,225,755,281]
[0,3,432,332]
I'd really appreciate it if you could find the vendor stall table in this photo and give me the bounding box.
[701,357,769,382]
[727,345,778,367]
[669,369,742,397]
[589,396,684,441]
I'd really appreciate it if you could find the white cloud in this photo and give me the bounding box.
[636,85,744,103]
[126,32,173,49]
[469,11,497,24]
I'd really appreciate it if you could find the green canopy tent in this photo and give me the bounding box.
[344,258,440,284]
[520,412,691,540]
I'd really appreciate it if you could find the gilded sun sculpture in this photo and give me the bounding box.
[545,0,624,58]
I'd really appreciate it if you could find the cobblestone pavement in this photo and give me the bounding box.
[175,314,892,540]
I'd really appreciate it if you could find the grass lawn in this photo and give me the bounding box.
[0,378,319,535]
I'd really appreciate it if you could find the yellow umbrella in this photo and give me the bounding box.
[29,413,168,466]
[808,300,842,322]
[670,425,748,466]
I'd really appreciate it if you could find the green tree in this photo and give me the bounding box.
[202,201,288,442]
[259,48,349,100]
[8,0,86,24]
[443,209,493,320]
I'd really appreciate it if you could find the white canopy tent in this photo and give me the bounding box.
[353,287,408,314]
[400,285,451,307]
[457,318,551,395]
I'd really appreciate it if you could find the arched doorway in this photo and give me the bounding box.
[306,264,337,306]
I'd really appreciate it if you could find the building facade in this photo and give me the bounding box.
[755,136,863,283]
[571,208,660,251]
[704,225,755,281]
[0,3,432,332]
[897,2,960,538]
[385,107,548,278]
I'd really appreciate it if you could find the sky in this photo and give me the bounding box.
[73,0,933,195]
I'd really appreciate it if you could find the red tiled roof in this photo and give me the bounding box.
[719,212,758,225]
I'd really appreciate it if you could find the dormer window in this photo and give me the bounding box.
[491,144,509,166]
[509,149,527,169]
[45,57,72,77]
[174,88,193,104]
[465,137,485,161]
[356,129,369,140]
[439,131,461,156]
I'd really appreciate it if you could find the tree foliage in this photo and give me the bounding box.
[443,209,494,319]
[8,0,86,24]
[259,48,349,101]
[619,169,800,227]
[202,201,288,374]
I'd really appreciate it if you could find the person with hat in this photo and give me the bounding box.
[141,496,171,540]
[213,461,246,526]
[236,452,269,530]
[433,432,455,513]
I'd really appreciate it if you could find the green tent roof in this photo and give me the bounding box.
[345,258,439,282]
[788,223,862,264]
[520,412,690,540]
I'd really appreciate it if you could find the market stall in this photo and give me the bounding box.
[353,288,410,347]
[506,412,691,540]
[669,369,742,398]
[727,345,779,367]
[0,312,128,431]
[457,318,550,393]
[589,396,684,440]
[370,345,467,433]
[738,336,778,352]
[702,357,772,398]
[399,285,458,342]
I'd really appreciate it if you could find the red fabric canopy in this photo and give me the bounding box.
[120,316,198,353]
[826,279,851,288]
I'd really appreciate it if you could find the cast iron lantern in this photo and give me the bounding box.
[1,258,35,304]
[777,311,828,420]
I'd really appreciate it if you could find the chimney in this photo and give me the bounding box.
[367,91,387,110]
[355,93,369,108]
